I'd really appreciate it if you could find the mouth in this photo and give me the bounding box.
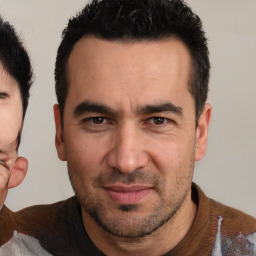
[103,184,153,205]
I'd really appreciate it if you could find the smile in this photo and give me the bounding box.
[103,185,153,205]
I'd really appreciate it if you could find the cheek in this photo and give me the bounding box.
[149,135,196,176]
[0,109,21,146]
[64,132,109,176]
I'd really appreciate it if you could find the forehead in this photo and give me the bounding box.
[66,36,193,112]
[0,62,19,93]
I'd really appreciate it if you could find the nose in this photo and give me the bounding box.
[107,123,149,174]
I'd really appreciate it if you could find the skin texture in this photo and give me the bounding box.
[0,63,22,157]
[54,36,211,255]
[0,62,28,211]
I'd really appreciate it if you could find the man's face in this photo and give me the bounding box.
[0,62,22,166]
[56,36,209,238]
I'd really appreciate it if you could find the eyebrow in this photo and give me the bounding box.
[74,101,117,117]
[74,101,183,118]
[137,103,183,117]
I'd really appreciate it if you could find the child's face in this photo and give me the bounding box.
[0,62,23,168]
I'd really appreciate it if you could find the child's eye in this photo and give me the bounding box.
[0,160,8,169]
[0,92,8,99]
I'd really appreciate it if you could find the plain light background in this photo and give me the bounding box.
[1,0,255,217]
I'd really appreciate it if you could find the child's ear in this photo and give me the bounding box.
[8,157,28,189]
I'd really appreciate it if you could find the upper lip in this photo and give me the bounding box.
[103,184,153,192]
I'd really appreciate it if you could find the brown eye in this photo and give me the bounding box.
[153,117,165,125]
[92,117,105,124]
[0,93,8,99]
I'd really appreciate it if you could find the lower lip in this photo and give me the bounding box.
[105,188,152,204]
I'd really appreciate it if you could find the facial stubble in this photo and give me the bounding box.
[67,155,195,239]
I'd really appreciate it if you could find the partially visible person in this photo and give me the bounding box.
[0,59,25,210]
[0,16,38,255]
[1,1,256,256]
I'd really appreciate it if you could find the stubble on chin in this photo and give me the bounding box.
[68,164,195,238]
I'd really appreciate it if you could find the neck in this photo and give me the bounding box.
[82,190,197,256]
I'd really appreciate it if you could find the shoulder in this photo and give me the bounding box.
[194,183,256,236]
[192,184,256,255]
[0,206,17,245]
[1,196,97,255]
[210,199,256,236]
[209,200,256,256]
[15,196,78,218]
[0,231,53,256]
[1,196,79,239]
[14,196,79,230]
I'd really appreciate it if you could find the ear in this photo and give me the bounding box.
[195,103,212,161]
[8,157,28,189]
[53,104,67,161]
